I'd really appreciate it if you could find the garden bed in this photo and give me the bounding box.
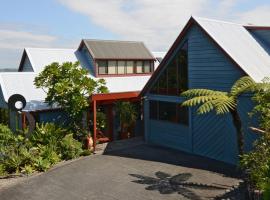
[0,155,89,191]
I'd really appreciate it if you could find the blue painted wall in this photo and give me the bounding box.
[38,110,69,126]
[248,29,270,55]
[21,54,34,72]
[144,24,257,164]
[79,45,96,75]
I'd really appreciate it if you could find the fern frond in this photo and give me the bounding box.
[197,101,215,114]
[230,76,255,96]
[181,89,227,98]
[214,97,236,114]
[182,95,225,107]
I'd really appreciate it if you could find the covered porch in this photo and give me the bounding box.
[90,91,142,150]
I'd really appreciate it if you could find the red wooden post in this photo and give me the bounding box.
[108,104,114,141]
[22,112,26,130]
[93,100,97,151]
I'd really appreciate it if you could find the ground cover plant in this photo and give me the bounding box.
[0,123,86,176]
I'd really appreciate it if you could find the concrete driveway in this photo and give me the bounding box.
[0,140,244,200]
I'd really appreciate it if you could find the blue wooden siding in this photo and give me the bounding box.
[38,111,69,125]
[80,45,95,75]
[9,111,22,131]
[144,24,256,164]
[238,96,259,152]
[248,30,270,54]
[0,87,8,108]
[21,55,34,72]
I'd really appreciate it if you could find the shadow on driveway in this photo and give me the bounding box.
[104,142,241,178]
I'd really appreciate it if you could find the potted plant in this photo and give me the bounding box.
[115,101,138,139]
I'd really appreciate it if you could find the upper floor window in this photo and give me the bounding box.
[96,60,153,75]
[150,42,188,96]
[98,60,107,74]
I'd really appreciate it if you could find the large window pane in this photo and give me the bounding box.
[167,60,178,95]
[150,81,158,94]
[159,101,177,123]
[149,41,188,96]
[136,61,143,73]
[149,100,189,126]
[126,61,134,74]
[177,105,189,125]
[178,49,188,93]
[144,61,151,73]
[108,61,117,74]
[149,100,158,120]
[97,61,107,74]
[118,61,125,74]
[158,70,167,95]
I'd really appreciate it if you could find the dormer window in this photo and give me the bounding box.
[126,61,134,74]
[96,60,153,76]
[97,60,107,75]
[108,61,117,74]
[79,39,156,77]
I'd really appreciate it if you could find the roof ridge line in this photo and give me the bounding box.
[192,16,244,26]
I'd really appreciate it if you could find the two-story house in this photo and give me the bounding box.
[0,39,165,144]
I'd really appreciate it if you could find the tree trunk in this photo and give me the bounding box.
[230,109,244,156]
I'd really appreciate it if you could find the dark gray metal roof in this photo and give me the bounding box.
[80,39,155,60]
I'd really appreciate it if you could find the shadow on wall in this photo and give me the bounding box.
[130,171,226,200]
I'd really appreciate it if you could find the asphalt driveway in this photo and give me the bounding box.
[0,141,243,200]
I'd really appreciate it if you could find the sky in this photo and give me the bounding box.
[0,0,270,69]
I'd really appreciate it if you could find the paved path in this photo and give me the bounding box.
[0,140,244,200]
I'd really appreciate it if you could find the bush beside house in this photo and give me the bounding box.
[0,123,87,176]
[240,77,270,199]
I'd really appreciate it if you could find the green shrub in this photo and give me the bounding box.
[80,149,92,156]
[29,123,67,146]
[241,133,270,190]
[1,123,85,175]
[21,164,34,175]
[34,158,51,172]
[0,164,7,176]
[0,123,16,145]
[3,152,23,174]
[263,183,270,200]
[39,145,61,165]
[60,134,83,160]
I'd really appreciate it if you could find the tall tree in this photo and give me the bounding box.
[181,76,255,156]
[34,62,108,131]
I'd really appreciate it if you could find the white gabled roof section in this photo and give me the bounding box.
[25,48,78,73]
[0,72,53,111]
[0,47,156,111]
[193,16,270,82]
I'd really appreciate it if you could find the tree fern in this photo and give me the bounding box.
[181,89,227,98]
[180,76,257,156]
[230,76,255,97]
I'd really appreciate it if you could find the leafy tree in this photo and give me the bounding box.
[34,62,108,131]
[181,76,255,156]
[251,77,270,132]
[240,77,270,193]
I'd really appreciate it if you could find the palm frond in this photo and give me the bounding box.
[181,89,227,98]
[230,76,255,96]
